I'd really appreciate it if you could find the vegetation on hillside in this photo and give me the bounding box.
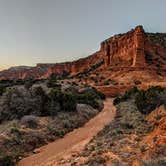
[147,33,166,47]
[0,78,105,166]
[114,86,166,114]
[63,86,166,165]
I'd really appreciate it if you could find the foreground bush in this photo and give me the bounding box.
[76,88,105,109]
[135,86,165,114]
[114,86,166,114]
[0,86,6,96]
[21,115,39,129]
[0,155,14,166]
[113,87,139,105]
[49,89,77,113]
[142,157,166,166]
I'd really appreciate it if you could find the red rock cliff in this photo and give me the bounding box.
[0,25,166,80]
[100,25,147,67]
[100,25,166,68]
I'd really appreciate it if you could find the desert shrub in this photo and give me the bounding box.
[123,122,134,129]
[75,88,105,109]
[61,70,71,78]
[103,81,110,85]
[10,127,20,135]
[47,80,61,89]
[24,81,33,89]
[47,73,63,88]
[33,86,49,116]
[21,115,39,128]
[0,86,6,96]
[48,101,61,117]
[135,90,146,112]
[65,87,78,94]
[111,80,118,85]
[135,86,165,114]
[76,104,98,119]
[142,157,166,166]
[79,88,105,100]
[47,124,65,137]
[49,89,77,112]
[0,87,44,122]
[62,87,104,110]
[164,103,166,110]
[113,97,121,105]
[122,86,139,100]
[86,156,106,166]
[0,155,14,166]
[134,80,142,85]
[14,79,25,85]
[75,61,104,78]
[113,87,139,105]
[33,86,44,96]
[61,92,77,111]
[149,86,165,93]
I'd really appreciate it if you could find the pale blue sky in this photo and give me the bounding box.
[0,0,165,69]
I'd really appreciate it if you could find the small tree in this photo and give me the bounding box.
[21,115,39,128]
[0,86,6,96]
[33,86,49,116]
[0,155,14,166]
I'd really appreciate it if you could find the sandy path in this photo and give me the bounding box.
[18,98,116,166]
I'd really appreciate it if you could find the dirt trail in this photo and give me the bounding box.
[18,98,116,166]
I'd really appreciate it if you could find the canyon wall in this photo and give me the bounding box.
[100,25,166,68]
[0,26,166,80]
[100,25,146,67]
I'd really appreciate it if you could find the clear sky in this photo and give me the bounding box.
[0,0,165,70]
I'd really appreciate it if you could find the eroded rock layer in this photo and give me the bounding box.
[0,25,166,80]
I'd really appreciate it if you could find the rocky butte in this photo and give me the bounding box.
[0,25,166,80]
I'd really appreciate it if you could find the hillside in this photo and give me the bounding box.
[57,86,166,165]
[0,26,166,83]
[0,78,105,166]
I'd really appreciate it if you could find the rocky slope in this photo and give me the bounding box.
[58,87,166,166]
[0,25,166,80]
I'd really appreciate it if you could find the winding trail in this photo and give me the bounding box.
[18,98,116,166]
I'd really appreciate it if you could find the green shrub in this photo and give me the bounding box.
[134,80,142,85]
[21,115,39,128]
[135,86,165,114]
[48,101,60,117]
[47,73,63,88]
[49,89,77,112]
[142,157,166,166]
[76,88,105,109]
[47,80,61,89]
[0,86,6,96]
[103,81,110,85]
[113,97,121,105]
[135,90,146,112]
[0,155,14,166]
[62,92,77,112]
[111,81,118,85]
[113,87,139,105]
[10,127,21,138]
[33,86,49,116]
[86,156,106,165]
[122,86,139,100]
[22,78,37,87]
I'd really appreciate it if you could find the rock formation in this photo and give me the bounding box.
[0,25,166,80]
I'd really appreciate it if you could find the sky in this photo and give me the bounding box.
[0,0,166,70]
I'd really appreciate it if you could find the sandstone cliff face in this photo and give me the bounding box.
[0,26,166,80]
[100,26,147,67]
[100,25,166,68]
